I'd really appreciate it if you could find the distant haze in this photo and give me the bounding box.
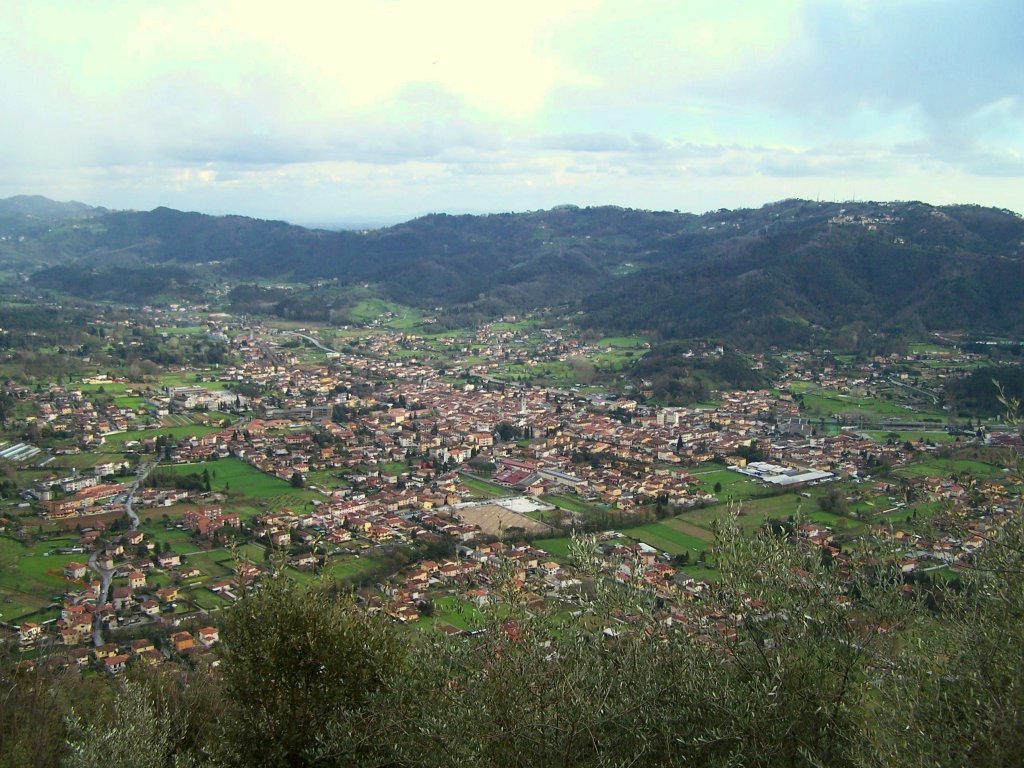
[1,1,1022,221]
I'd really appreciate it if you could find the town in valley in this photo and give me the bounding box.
[2,298,1019,674]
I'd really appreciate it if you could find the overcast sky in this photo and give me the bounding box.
[1,0,1022,225]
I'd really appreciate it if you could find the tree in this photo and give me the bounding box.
[714,481,723,493]
[874,385,1024,766]
[818,487,849,516]
[289,472,304,489]
[64,681,176,768]
[216,572,403,767]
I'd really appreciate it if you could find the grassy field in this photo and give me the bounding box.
[180,549,236,579]
[542,494,607,517]
[322,555,381,584]
[589,336,649,372]
[156,372,230,390]
[136,519,194,549]
[376,461,410,476]
[46,453,106,471]
[691,464,768,500]
[100,425,221,452]
[618,521,709,556]
[865,430,956,444]
[113,396,146,410]
[189,587,232,610]
[420,595,484,631]
[896,457,1004,479]
[73,382,132,395]
[0,536,86,622]
[457,473,507,499]
[534,536,573,559]
[159,326,204,336]
[160,458,321,513]
[305,470,350,493]
[796,389,945,421]
[682,492,812,534]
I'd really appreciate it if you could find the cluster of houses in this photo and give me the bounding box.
[5,314,1023,672]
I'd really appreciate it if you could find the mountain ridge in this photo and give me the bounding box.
[1,195,1021,348]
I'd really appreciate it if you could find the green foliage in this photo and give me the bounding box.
[8,199,1024,346]
[64,681,186,768]
[215,571,404,768]
[944,365,1024,416]
[6,471,1024,768]
[629,345,769,402]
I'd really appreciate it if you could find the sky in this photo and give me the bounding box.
[1,0,1022,225]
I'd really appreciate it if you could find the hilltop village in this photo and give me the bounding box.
[1,303,1020,673]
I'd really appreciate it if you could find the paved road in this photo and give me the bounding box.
[89,462,153,646]
[289,332,337,355]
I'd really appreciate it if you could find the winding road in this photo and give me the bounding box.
[89,462,153,646]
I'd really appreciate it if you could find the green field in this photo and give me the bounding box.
[458,473,507,499]
[113,396,146,409]
[534,537,573,559]
[179,549,236,579]
[159,326,204,336]
[322,555,381,583]
[188,587,232,610]
[618,522,709,556]
[597,336,649,349]
[376,461,410,476]
[896,457,1004,479]
[136,519,194,549]
[682,492,812,534]
[156,372,230,390]
[0,536,87,622]
[161,458,321,512]
[865,430,955,444]
[46,453,106,471]
[73,382,131,395]
[420,595,483,631]
[796,388,944,421]
[101,425,221,452]
[691,464,768,500]
[542,494,607,517]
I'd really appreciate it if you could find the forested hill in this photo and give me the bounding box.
[1,196,1022,346]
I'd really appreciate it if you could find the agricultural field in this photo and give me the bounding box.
[895,457,1005,480]
[0,536,87,623]
[157,326,204,336]
[590,336,649,372]
[158,458,321,513]
[865,430,955,444]
[794,388,945,422]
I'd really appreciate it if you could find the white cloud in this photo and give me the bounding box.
[0,0,1022,218]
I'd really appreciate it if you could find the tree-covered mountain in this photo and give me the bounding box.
[2,196,1022,347]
